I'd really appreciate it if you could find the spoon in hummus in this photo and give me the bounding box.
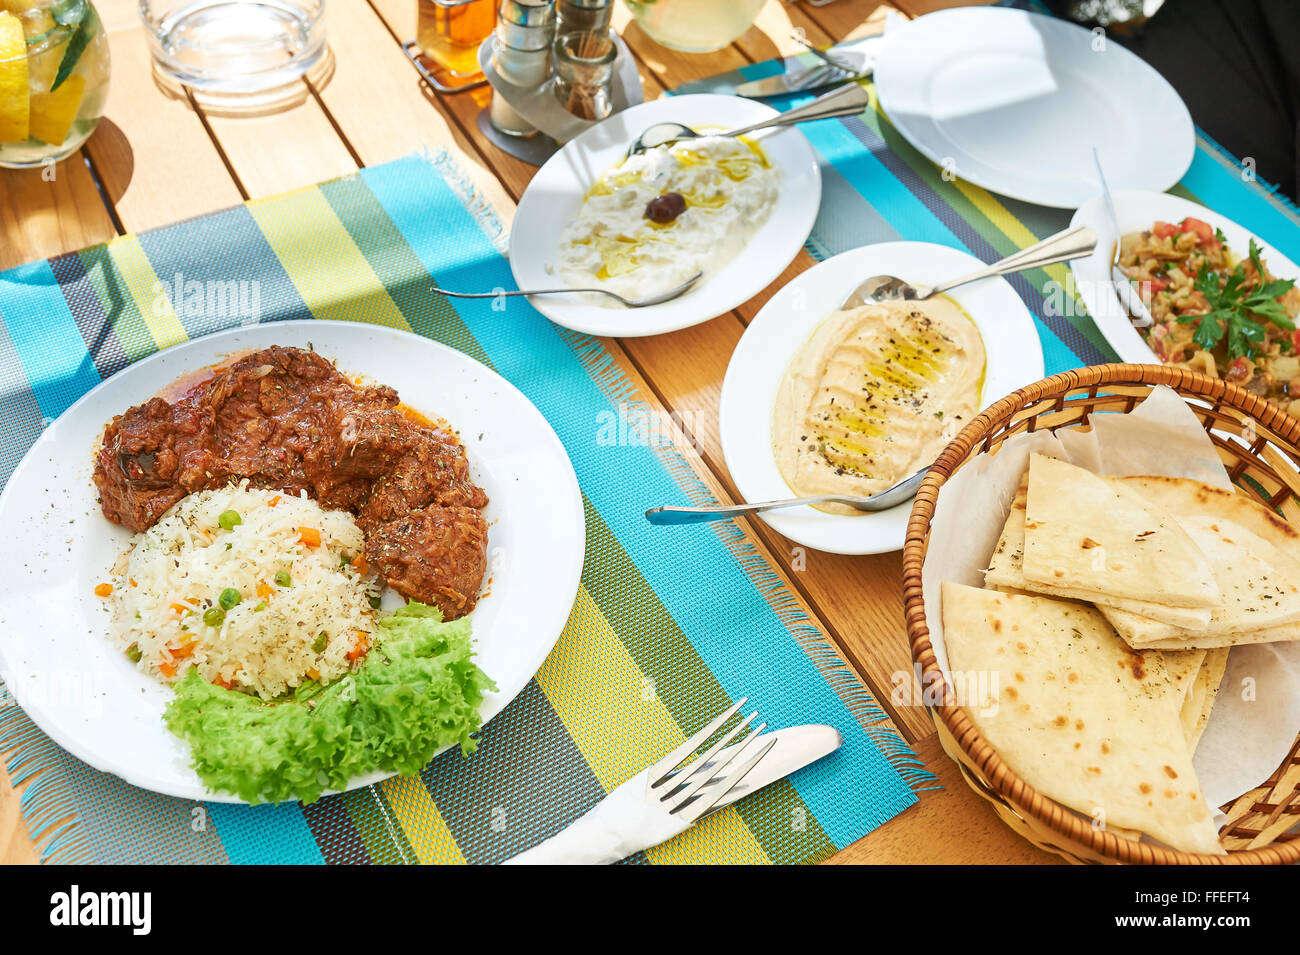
[843,225,1098,307]
[627,83,871,158]
[644,467,929,525]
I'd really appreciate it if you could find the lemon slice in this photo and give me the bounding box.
[30,71,81,144]
[0,11,29,143]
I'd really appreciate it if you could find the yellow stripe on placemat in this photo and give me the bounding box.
[246,184,412,330]
[646,805,769,865]
[951,180,1074,290]
[104,235,188,351]
[378,775,466,865]
[535,587,772,864]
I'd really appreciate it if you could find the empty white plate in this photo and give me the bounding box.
[875,7,1194,209]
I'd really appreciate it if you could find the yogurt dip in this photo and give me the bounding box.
[771,298,986,514]
[552,135,780,304]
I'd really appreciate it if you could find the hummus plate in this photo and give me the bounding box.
[720,242,1044,555]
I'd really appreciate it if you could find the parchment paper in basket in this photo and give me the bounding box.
[922,385,1300,811]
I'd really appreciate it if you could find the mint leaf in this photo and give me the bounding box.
[51,6,97,92]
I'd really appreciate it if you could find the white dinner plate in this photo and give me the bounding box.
[720,242,1045,555]
[875,8,1194,209]
[510,94,821,338]
[1069,190,1300,363]
[0,322,585,803]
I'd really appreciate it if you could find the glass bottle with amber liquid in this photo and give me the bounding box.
[417,0,498,79]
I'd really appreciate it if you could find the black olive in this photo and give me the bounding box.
[644,192,687,224]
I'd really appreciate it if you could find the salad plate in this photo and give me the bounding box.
[1069,190,1300,380]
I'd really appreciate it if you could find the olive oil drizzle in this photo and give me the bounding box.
[579,136,771,280]
[808,305,986,481]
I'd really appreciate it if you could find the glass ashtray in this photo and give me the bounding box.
[141,0,331,111]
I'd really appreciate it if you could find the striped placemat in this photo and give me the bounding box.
[0,151,930,865]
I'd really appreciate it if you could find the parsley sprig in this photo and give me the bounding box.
[1177,239,1296,358]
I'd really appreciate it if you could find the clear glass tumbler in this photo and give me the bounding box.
[140,0,328,102]
[624,0,766,53]
[0,0,111,168]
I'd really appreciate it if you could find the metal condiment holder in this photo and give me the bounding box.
[477,30,643,164]
[403,40,488,94]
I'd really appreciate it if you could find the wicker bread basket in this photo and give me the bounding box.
[903,363,1300,864]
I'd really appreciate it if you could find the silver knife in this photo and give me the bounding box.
[736,37,880,99]
[682,723,842,809]
[503,723,842,864]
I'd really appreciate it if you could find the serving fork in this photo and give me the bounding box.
[1094,148,1154,329]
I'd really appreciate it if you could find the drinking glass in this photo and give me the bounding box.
[0,0,110,168]
[623,0,766,53]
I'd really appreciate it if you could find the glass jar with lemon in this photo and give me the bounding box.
[0,0,109,168]
[624,0,766,53]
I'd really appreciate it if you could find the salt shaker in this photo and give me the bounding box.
[489,0,556,137]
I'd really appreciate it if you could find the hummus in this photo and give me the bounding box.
[771,298,986,514]
[551,135,780,304]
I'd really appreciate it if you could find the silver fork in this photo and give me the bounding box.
[503,698,781,864]
[789,30,867,75]
[646,697,777,823]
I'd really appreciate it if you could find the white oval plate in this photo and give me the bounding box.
[720,242,1044,555]
[510,94,821,338]
[1070,190,1300,363]
[0,321,585,803]
[875,7,1194,209]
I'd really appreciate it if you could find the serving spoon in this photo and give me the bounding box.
[645,467,928,526]
[627,82,870,158]
[431,271,703,308]
[841,225,1098,308]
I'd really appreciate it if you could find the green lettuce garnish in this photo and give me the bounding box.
[164,602,496,805]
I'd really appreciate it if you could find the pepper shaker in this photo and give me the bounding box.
[554,0,612,35]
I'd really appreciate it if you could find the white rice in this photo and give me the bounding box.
[109,482,380,700]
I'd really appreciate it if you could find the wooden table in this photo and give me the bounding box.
[0,0,1057,865]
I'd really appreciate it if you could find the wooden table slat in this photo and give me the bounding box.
[83,26,246,230]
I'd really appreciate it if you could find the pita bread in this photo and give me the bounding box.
[1119,476,1300,559]
[1101,514,1300,645]
[984,473,1214,629]
[1180,648,1230,753]
[1122,625,1300,651]
[1163,649,1207,711]
[941,582,1223,855]
[1097,477,1300,648]
[1021,454,1219,610]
